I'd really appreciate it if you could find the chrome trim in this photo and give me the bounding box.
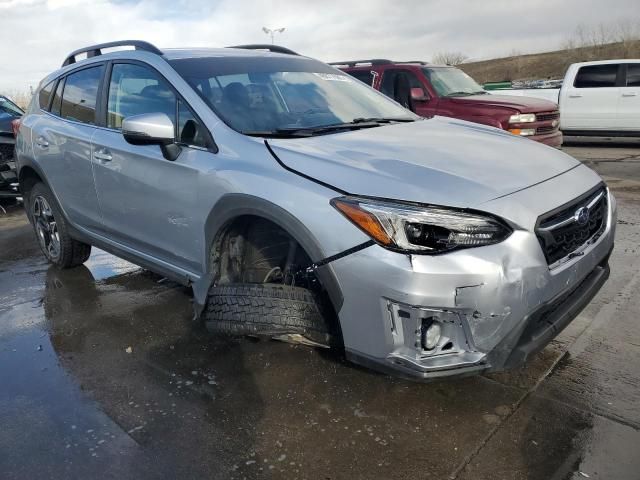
[538,190,605,232]
[546,189,609,270]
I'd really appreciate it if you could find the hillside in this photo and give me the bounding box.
[460,40,640,83]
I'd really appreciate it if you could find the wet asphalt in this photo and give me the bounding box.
[1,138,640,480]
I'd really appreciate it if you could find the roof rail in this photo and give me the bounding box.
[227,44,299,56]
[328,59,393,67]
[62,40,163,67]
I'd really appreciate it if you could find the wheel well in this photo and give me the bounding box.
[209,215,314,286]
[18,166,43,203]
[208,214,342,340]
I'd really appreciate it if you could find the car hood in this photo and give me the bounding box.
[447,93,558,112]
[267,117,579,208]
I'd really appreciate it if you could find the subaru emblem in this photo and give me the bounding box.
[574,206,590,226]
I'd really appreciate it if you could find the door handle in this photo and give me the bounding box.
[568,94,583,98]
[35,136,49,148]
[93,149,113,163]
[621,92,638,97]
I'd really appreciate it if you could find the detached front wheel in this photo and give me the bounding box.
[29,183,91,268]
[204,283,334,347]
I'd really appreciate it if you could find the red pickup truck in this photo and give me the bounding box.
[334,60,563,148]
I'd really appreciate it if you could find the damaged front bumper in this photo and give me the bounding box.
[330,190,616,380]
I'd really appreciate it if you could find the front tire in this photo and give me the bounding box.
[204,283,333,346]
[28,182,91,268]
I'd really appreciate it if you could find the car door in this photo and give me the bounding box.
[31,65,104,230]
[617,63,640,131]
[91,61,212,276]
[380,68,437,117]
[561,63,621,131]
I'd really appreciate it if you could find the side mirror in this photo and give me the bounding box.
[122,112,181,161]
[410,87,429,102]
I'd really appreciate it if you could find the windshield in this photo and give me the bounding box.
[0,96,24,117]
[170,56,418,135]
[422,67,486,97]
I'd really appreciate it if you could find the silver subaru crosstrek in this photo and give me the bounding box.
[15,41,615,380]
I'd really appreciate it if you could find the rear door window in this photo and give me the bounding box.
[60,65,104,124]
[574,64,619,88]
[625,64,640,87]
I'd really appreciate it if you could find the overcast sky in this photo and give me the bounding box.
[0,0,638,92]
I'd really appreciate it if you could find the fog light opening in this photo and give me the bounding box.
[421,318,442,351]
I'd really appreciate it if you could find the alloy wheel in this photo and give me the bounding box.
[32,195,60,260]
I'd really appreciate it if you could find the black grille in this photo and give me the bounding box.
[0,143,14,162]
[536,187,607,266]
[536,111,560,122]
[536,125,558,134]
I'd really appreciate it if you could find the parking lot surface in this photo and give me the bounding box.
[1,138,640,479]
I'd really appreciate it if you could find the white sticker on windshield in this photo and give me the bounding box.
[313,73,352,82]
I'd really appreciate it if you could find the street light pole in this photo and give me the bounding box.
[262,26,285,44]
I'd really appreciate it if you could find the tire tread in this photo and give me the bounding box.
[204,283,330,342]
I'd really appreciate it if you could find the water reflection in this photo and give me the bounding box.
[37,264,528,479]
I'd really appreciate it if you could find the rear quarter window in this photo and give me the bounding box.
[347,70,375,86]
[38,81,55,110]
[50,79,65,116]
[574,64,619,88]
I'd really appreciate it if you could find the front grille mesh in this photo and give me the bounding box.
[536,125,557,134]
[0,143,14,162]
[536,188,607,266]
[536,111,560,122]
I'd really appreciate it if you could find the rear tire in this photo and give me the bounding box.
[204,283,333,346]
[28,182,91,268]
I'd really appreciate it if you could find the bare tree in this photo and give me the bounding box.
[432,51,469,66]
[2,89,32,109]
[563,19,640,59]
[614,19,640,56]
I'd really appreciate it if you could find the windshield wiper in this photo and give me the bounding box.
[242,130,315,138]
[242,125,370,138]
[445,91,477,97]
[242,117,416,138]
[275,121,385,136]
[351,117,417,123]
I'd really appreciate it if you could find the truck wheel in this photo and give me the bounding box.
[29,182,91,268]
[204,283,333,347]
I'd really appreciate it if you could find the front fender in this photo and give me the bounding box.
[192,193,344,317]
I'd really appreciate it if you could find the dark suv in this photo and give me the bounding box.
[0,95,23,199]
[0,95,23,161]
[335,60,563,148]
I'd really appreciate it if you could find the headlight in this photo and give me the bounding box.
[509,113,536,123]
[331,197,512,253]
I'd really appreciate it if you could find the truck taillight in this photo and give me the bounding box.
[11,118,21,137]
